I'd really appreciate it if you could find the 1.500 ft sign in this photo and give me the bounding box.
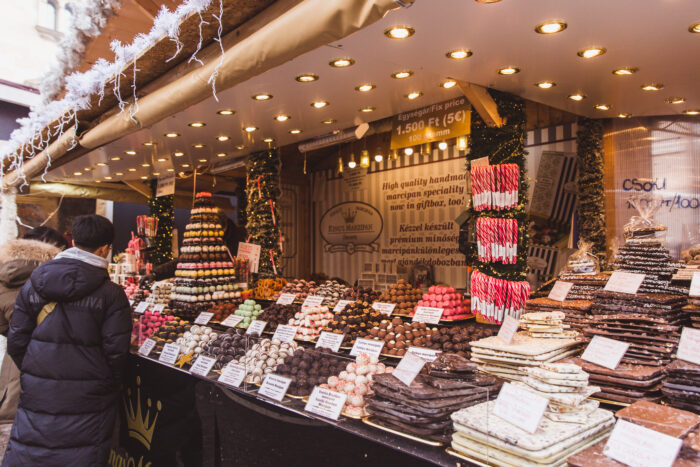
[391,97,471,149]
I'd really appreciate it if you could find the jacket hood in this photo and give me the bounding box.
[0,239,63,289]
[30,258,108,302]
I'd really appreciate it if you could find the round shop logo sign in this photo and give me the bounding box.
[320,201,383,254]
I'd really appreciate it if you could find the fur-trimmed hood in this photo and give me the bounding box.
[0,239,63,289]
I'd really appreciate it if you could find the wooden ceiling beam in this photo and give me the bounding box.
[133,0,160,18]
[456,80,504,128]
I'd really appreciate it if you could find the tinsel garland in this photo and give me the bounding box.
[575,118,607,267]
[148,187,174,266]
[245,150,282,278]
[467,90,529,281]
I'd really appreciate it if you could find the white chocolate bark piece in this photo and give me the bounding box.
[544,411,590,424]
[469,333,580,356]
[548,399,599,414]
[526,366,589,381]
[521,311,566,321]
[540,362,582,374]
[523,376,586,393]
[514,382,601,406]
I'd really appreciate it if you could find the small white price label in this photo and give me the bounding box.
[493,383,548,434]
[221,315,244,328]
[194,312,214,325]
[258,374,292,402]
[302,295,325,309]
[333,300,354,312]
[276,293,297,305]
[129,299,135,306]
[190,355,216,376]
[158,342,180,365]
[690,272,700,297]
[138,338,156,356]
[497,315,520,345]
[548,281,574,302]
[304,387,347,421]
[134,302,148,314]
[315,332,344,352]
[372,302,396,316]
[272,324,298,343]
[677,327,700,365]
[152,304,166,313]
[603,419,682,467]
[412,306,444,324]
[218,364,246,388]
[350,338,385,358]
[604,271,645,295]
[407,346,441,362]
[393,351,428,386]
[246,320,267,335]
[581,335,629,370]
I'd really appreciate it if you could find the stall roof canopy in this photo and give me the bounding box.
[4,0,700,186]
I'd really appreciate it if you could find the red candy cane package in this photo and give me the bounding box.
[470,270,530,324]
[476,218,518,264]
[470,164,519,211]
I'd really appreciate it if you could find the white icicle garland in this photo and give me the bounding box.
[1,0,222,187]
[0,189,18,246]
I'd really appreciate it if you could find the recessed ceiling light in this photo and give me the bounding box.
[355,84,376,92]
[374,154,383,162]
[391,70,413,79]
[252,93,272,101]
[110,156,121,161]
[236,145,246,150]
[217,153,226,158]
[535,20,567,34]
[612,67,638,76]
[124,150,136,155]
[174,152,184,157]
[311,100,329,109]
[329,58,355,68]
[665,97,686,104]
[617,113,632,118]
[95,180,101,183]
[217,135,230,142]
[83,167,92,171]
[142,163,151,167]
[577,47,606,59]
[143,141,154,146]
[683,109,700,115]
[244,126,258,132]
[406,91,423,100]
[295,73,319,82]
[188,122,206,127]
[568,93,586,101]
[446,49,472,59]
[167,168,175,172]
[498,66,520,75]
[441,79,457,89]
[152,172,160,176]
[641,83,664,91]
[594,104,611,111]
[689,22,700,33]
[322,119,336,125]
[475,0,502,3]
[104,176,113,180]
[263,137,274,143]
[182,164,190,168]
[140,176,148,180]
[384,26,414,39]
[128,168,136,172]
[274,115,290,122]
[164,132,180,138]
[96,162,107,167]
[217,109,235,115]
[289,129,302,134]
[359,106,375,113]
[157,158,167,162]
[535,81,556,89]
[116,172,124,176]
[193,143,206,148]
[198,159,207,163]
[73,171,82,176]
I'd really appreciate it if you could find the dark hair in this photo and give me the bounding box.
[22,226,70,250]
[71,215,114,250]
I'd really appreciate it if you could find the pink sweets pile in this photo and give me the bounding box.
[412,285,473,321]
[132,311,174,345]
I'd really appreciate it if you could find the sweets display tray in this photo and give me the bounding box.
[301,396,367,419]
[445,447,493,467]
[361,416,444,447]
[391,312,475,323]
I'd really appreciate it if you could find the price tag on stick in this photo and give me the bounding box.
[604,419,682,467]
[350,338,384,358]
[372,302,396,316]
[333,300,353,312]
[677,327,700,365]
[690,272,700,298]
[218,364,246,388]
[407,346,441,362]
[548,281,574,302]
[304,387,347,421]
[412,306,444,324]
[581,335,629,370]
[138,338,156,357]
[604,271,645,295]
[393,351,428,386]
[315,332,345,352]
[246,320,267,336]
[276,293,297,305]
[152,304,166,313]
[272,325,298,343]
[194,312,214,325]
[497,315,520,345]
[302,295,325,309]
[258,374,292,402]
[134,302,148,314]
[220,315,244,328]
[190,355,216,377]
[493,382,548,434]
[158,343,180,365]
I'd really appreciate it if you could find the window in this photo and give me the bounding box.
[58,4,73,34]
[38,0,58,31]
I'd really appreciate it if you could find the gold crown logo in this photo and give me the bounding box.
[342,208,357,223]
[123,376,162,450]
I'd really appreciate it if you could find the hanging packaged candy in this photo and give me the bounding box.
[562,240,600,275]
[470,270,530,323]
[476,217,518,264]
[470,163,519,211]
[623,194,668,245]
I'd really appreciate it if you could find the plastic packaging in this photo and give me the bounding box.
[562,240,600,275]
[622,194,667,244]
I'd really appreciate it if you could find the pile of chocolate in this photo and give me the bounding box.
[258,303,300,331]
[274,348,347,396]
[150,318,190,354]
[378,279,422,315]
[686,296,700,328]
[367,354,501,442]
[568,357,664,404]
[662,359,700,413]
[524,297,592,333]
[348,286,380,303]
[313,280,352,307]
[323,301,382,345]
[611,240,685,295]
[233,338,299,384]
[554,274,608,300]
[586,290,685,366]
[201,329,258,370]
[271,279,318,302]
[208,302,237,322]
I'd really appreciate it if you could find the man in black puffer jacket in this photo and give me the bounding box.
[3,215,132,466]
